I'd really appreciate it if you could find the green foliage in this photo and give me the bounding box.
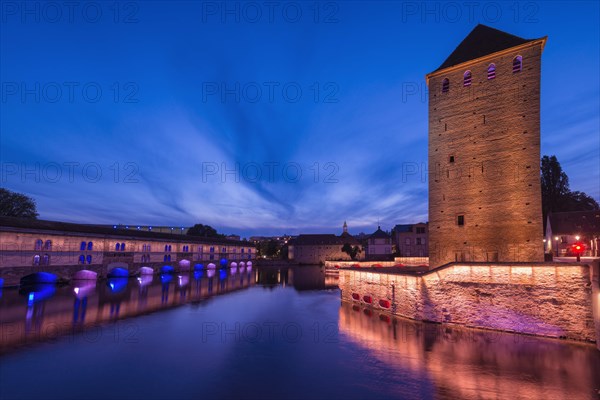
[0,188,38,218]
[541,155,599,220]
[187,223,224,238]
[341,243,361,260]
[256,239,281,259]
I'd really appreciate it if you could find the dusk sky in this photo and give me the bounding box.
[1,1,598,237]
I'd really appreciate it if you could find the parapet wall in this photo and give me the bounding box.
[339,262,599,343]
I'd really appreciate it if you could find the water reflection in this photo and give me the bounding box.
[0,267,256,354]
[339,301,600,399]
[137,274,153,287]
[256,265,338,291]
[72,280,95,325]
[1,265,598,399]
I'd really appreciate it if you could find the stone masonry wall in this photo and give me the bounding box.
[428,41,545,267]
[339,263,597,342]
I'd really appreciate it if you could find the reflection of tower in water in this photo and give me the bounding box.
[339,301,600,399]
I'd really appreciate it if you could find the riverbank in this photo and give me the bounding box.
[339,261,600,349]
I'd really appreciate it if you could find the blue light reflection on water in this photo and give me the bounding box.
[0,266,599,400]
[19,284,57,306]
[107,278,128,294]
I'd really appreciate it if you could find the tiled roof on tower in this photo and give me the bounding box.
[433,24,542,72]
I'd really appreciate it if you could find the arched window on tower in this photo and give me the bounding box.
[86,255,92,264]
[80,241,87,251]
[441,78,449,93]
[35,239,43,251]
[513,56,522,73]
[121,243,125,251]
[463,71,472,86]
[44,240,52,251]
[78,255,85,264]
[33,255,40,265]
[87,241,93,251]
[115,243,120,251]
[487,63,496,80]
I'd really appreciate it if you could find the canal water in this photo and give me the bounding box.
[0,265,599,399]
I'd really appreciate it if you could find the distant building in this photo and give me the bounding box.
[393,222,428,257]
[249,236,270,242]
[365,226,393,261]
[249,235,290,244]
[427,24,546,267]
[287,222,360,264]
[545,211,600,257]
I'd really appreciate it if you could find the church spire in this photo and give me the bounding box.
[343,220,348,234]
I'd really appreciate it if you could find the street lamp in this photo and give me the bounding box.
[575,235,580,241]
[554,236,559,257]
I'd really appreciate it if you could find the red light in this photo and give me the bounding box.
[576,246,581,250]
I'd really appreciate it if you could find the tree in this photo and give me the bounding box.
[341,243,361,260]
[562,191,600,211]
[187,224,224,238]
[541,155,570,218]
[257,239,280,259]
[0,188,38,218]
[280,245,289,260]
[541,155,599,221]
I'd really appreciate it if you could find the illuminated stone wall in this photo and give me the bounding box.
[427,40,545,267]
[0,229,255,280]
[289,244,354,264]
[339,263,597,342]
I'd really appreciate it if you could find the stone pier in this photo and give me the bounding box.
[339,262,599,343]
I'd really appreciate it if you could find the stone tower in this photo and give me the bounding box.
[343,221,348,234]
[426,25,547,267]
